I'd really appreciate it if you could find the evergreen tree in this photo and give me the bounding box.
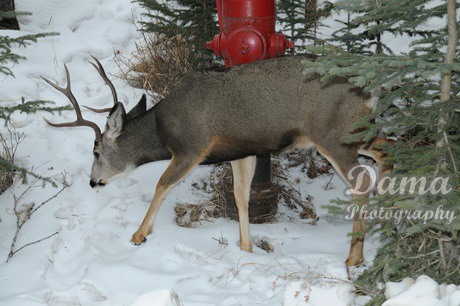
[278,0,333,49]
[278,0,309,46]
[327,0,418,55]
[329,12,375,55]
[303,0,460,302]
[135,0,218,68]
[1,10,68,188]
[304,0,333,45]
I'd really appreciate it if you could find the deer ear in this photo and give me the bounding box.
[126,94,147,120]
[105,102,127,141]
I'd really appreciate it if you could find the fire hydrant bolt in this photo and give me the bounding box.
[240,43,250,54]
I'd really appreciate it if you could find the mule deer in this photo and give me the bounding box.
[42,56,391,266]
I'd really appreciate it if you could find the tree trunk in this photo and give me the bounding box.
[305,0,318,45]
[0,0,20,30]
[437,0,458,173]
[440,0,457,103]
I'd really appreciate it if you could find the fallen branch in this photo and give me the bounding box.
[6,172,70,262]
[8,231,59,261]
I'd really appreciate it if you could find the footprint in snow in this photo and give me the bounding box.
[44,292,81,306]
[174,244,209,266]
[113,177,138,188]
[80,282,108,302]
[54,206,80,230]
[55,206,74,219]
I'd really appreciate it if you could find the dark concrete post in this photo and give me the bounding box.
[225,154,278,224]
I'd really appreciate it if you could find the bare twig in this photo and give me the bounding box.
[8,232,59,261]
[0,124,25,162]
[6,172,70,262]
[443,131,458,175]
[324,173,335,190]
[30,174,70,215]
[211,231,228,246]
[277,184,308,211]
[1,124,26,194]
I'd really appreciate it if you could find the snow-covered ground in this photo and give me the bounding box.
[0,1,454,305]
[383,276,460,306]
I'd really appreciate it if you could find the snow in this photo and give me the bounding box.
[130,289,181,306]
[282,259,355,306]
[383,275,460,306]
[0,0,455,305]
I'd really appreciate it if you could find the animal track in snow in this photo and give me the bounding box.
[113,177,138,188]
[45,292,81,306]
[174,244,209,266]
[80,282,108,302]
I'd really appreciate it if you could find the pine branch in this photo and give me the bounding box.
[304,0,460,296]
[0,99,72,124]
[0,32,59,77]
[135,0,217,68]
[0,157,57,187]
[0,11,32,18]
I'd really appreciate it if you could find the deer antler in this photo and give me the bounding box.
[42,64,103,142]
[85,55,118,113]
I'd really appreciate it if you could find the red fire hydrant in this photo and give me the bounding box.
[207,0,292,223]
[206,0,294,66]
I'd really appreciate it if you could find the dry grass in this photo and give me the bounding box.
[282,149,332,179]
[0,166,13,195]
[174,165,228,228]
[115,31,195,103]
[0,124,24,194]
[174,150,327,228]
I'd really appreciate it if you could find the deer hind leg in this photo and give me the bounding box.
[131,153,204,245]
[359,137,395,196]
[230,156,257,252]
[315,144,371,267]
[359,137,395,176]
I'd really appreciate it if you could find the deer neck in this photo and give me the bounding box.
[118,109,171,167]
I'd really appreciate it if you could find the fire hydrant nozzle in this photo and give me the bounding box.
[205,40,214,51]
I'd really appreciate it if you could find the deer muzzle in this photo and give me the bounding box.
[90,180,105,188]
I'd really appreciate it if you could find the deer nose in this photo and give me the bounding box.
[90,180,106,188]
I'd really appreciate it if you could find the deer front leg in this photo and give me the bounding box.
[131,154,202,245]
[230,156,257,252]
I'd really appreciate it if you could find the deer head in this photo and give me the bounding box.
[42,57,149,187]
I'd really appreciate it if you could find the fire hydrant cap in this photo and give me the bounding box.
[227,28,266,65]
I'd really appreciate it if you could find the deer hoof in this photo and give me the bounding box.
[131,232,148,245]
[130,238,146,246]
[240,243,253,252]
[345,256,364,267]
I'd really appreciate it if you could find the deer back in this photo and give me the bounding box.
[152,56,372,163]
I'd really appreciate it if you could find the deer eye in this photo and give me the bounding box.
[94,152,100,159]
